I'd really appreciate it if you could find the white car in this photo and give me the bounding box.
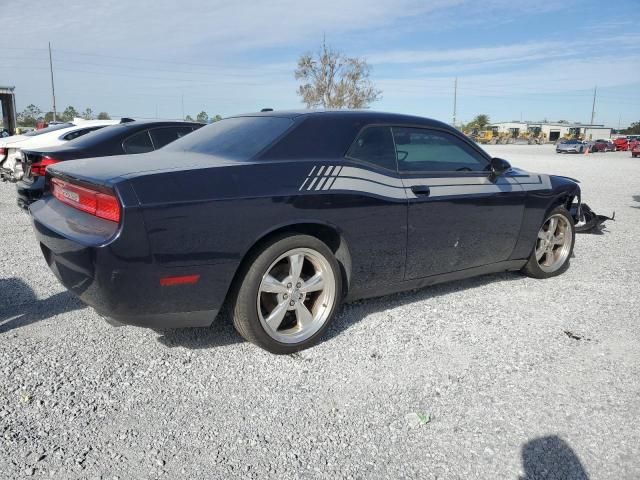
[0,118,120,181]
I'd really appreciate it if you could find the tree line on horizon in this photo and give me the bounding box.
[17,105,224,127]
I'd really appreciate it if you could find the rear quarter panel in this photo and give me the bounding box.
[129,160,408,298]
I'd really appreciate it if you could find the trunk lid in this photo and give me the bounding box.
[47,150,241,188]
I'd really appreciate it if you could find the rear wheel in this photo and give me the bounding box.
[522,207,575,279]
[232,235,342,354]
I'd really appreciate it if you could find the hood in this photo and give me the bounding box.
[48,150,242,187]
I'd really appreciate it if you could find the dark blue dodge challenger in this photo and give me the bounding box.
[31,111,580,353]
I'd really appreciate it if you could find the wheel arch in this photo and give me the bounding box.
[225,221,353,306]
[546,184,581,221]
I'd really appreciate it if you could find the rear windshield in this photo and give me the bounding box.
[164,116,294,159]
[23,123,73,136]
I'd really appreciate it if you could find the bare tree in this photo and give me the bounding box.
[295,40,381,109]
[82,108,94,120]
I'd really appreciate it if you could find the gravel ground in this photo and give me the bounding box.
[1,144,639,479]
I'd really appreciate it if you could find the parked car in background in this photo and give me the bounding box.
[0,119,119,182]
[31,110,582,353]
[1,123,72,168]
[16,120,202,208]
[556,139,586,153]
[613,137,629,151]
[588,139,615,152]
[613,136,640,151]
[632,143,640,158]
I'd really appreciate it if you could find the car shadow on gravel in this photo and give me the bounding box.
[156,272,524,350]
[521,435,589,480]
[632,195,640,209]
[154,313,242,349]
[0,278,85,334]
[325,271,524,342]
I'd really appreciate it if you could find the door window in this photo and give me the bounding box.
[150,126,194,149]
[346,126,397,171]
[122,130,154,154]
[392,127,488,172]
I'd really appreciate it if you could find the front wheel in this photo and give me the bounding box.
[522,207,575,279]
[232,234,342,354]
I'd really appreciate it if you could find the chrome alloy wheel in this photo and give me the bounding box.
[257,248,336,344]
[535,214,572,273]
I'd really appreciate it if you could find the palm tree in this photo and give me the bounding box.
[472,114,490,130]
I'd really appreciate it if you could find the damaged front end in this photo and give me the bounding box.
[570,200,615,233]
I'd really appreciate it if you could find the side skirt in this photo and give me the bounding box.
[346,259,527,302]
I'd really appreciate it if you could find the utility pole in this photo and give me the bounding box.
[590,86,597,125]
[48,42,57,121]
[452,77,457,127]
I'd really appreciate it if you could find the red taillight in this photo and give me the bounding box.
[51,177,121,222]
[0,148,6,156]
[31,156,60,177]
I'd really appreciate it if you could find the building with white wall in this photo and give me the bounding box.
[489,121,612,141]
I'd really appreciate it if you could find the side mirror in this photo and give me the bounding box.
[490,157,511,176]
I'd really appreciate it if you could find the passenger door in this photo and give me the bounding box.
[393,126,526,279]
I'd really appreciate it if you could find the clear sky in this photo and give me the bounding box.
[2,0,639,127]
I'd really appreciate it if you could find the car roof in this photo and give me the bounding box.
[58,120,202,147]
[231,109,452,129]
[114,119,202,127]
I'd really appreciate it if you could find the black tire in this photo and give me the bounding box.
[522,206,575,279]
[579,146,584,153]
[232,234,342,354]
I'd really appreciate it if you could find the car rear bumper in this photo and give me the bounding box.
[30,196,229,328]
[16,177,45,210]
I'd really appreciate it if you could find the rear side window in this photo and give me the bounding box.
[163,116,293,160]
[346,126,397,171]
[150,126,194,149]
[62,126,104,141]
[123,131,154,154]
[392,127,488,172]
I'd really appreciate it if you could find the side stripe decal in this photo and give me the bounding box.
[299,165,551,199]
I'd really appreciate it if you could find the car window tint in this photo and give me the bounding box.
[163,117,293,160]
[345,126,397,171]
[122,130,154,154]
[150,126,195,149]
[392,127,488,172]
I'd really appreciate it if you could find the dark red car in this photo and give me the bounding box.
[589,139,615,152]
[632,143,640,158]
